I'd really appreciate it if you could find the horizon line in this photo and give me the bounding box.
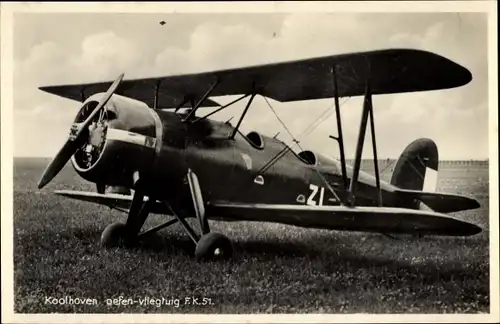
[12,156,490,162]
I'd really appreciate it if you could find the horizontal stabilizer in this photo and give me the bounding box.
[395,189,480,213]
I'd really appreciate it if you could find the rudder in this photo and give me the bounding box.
[390,138,439,191]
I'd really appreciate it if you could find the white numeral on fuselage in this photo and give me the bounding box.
[307,184,325,206]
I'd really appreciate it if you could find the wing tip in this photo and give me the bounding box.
[38,85,51,92]
[428,49,473,89]
[471,197,481,210]
[461,222,482,236]
[453,61,473,88]
[389,48,473,90]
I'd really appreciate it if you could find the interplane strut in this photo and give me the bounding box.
[329,66,349,189]
[346,82,383,207]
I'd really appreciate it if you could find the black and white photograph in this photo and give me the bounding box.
[1,1,498,322]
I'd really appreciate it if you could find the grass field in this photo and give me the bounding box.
[13,158,490,313]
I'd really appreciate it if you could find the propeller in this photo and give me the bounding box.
[38,73,124,189]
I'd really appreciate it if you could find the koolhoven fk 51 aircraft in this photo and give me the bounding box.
[38,48,482,261]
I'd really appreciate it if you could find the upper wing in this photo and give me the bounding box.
[40,49,472,106]
[207,203,481,236]
[40,82,221,109]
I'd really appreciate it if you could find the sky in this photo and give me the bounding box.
[12,12,489,159]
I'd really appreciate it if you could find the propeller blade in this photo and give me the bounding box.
[37,73,125,189]
[74,73,124,140]
[37,137,84,189]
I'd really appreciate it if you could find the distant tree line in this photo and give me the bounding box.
[345,159,489,167]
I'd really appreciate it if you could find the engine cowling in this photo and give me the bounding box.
[70,93,159,188]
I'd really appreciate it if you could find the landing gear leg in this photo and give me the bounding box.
[165,169,233,261]
[101,188,152,248]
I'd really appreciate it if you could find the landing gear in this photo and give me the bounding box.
[195,232,233,261]
[163,169,233,261]
[101,222,129,247]
[100,169,233,261]
[101,187,151,248]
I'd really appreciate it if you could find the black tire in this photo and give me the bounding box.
[195,232,233,261]
[101,222,130,248]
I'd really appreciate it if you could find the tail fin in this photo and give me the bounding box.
[390,138,439,191]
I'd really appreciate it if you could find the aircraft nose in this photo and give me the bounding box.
[70,94,160,187]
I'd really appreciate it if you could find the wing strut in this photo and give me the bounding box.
[80,88,86,102]
[154,80,161,109]
[367,88,383,206]
[194,94,250,123]
[174,97,189,113]
[329,66,349,189]
[347,83,382,207]
[230,93,256,139]
[182,80,220,122]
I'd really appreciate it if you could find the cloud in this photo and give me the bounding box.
[76,31,144,79]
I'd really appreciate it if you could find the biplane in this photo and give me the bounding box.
[37,48,482,261]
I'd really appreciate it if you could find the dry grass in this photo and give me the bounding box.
[13,158,490,313]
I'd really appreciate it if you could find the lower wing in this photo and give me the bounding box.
[54,190,481,236]
[207,203,481,236]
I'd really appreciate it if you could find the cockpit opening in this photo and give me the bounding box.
[298,150,318,165]
[246,131,265,149]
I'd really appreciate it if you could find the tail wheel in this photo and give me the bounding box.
[195,232,233,261]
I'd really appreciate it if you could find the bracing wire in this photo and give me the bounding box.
[379,159,395,176]
[263,96,299,145]
[259,97,350,204]
[257,96,350,175]
[301,97,350,139]
[296,103,334,139]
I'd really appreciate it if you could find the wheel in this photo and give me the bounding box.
[195,232,233,261]
[101,222,131,248]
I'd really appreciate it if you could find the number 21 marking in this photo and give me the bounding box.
[307,184,325,206]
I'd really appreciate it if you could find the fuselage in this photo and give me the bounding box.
[71,94,400,210]
[165,111,398,207]
[57,93,483,236]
